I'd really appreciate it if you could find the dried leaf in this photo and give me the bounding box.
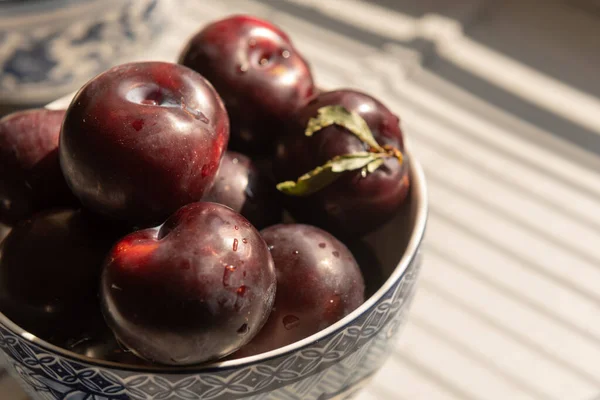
[305,105,383,151]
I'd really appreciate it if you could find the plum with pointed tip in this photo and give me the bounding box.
[100,202,276,365]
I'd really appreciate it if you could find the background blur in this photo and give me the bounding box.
[2,0,600,399]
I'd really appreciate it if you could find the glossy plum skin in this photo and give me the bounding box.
[0,109,77,225]
[203,151,282,229]
[59,62,229,226]
[274,89,411,238]
[0,209,121,343]
[179,15,316,155]
[234,224,365,357]
[100,202,277,365]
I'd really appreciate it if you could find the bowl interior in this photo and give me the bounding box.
[360,156,420,298]
[0,94,428,372]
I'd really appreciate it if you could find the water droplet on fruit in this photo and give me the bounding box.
[223,265,236,286]
[292,250,299,255]
[232,157,239,165]
[131,119,144,131]
[237,285,247,296]
[242,238,248,244]
[319,243,326,248]
[283,315,300,330]
[332,251,340,258]
[268,245,274,251]
[259,57,270,66]
[233,239,239,252]
[237,323,249,335]
[236,64,249,74]
[280,49,291,59]
[234,225,239,230]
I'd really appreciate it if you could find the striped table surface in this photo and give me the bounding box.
[3,0,600,399]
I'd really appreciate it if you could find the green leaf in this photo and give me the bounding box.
[276,152,382,196]
[305,105,384,151]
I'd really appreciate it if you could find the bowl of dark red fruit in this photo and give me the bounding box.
[0,15,427,400]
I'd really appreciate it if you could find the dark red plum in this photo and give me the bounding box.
[203,151,282,229]
[179,15,316,155]
[0,209,121,343]
[274,89,410,238]
[234,224,365,357]
[59,61,229,226]
[100,202,276,365]
[0,109,77,225]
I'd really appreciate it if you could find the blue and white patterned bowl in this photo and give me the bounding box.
[0,0,162,106]
[0,94,428,400]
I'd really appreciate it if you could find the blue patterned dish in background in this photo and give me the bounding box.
[0,0,162,106]
[0,94,428,399]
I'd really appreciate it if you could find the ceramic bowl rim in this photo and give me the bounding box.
[0,96,429,373]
